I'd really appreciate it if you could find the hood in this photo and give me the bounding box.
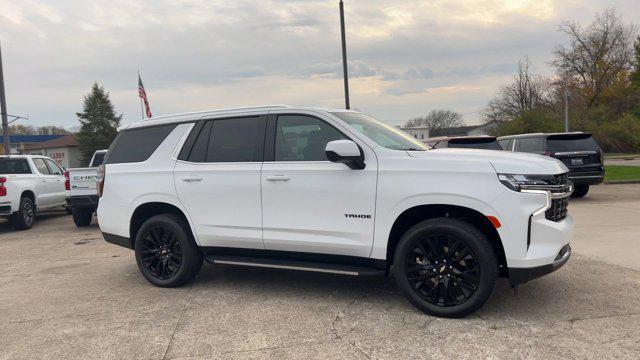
[407,148,568,175]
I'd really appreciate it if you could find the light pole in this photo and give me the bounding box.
[564,88,570,132]
[0,42,10,155]
[339,0,350,110]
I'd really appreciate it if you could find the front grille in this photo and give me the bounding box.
[546,197,568,222]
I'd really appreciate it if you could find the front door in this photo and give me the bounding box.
[174,116,267,249]
[261,114,378,258]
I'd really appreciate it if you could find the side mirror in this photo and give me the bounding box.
[325,140,365,170]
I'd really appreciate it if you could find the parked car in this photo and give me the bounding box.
[425,135,503,150]
[498,132,604,198]
[97,106,573,318]
[65,149,107,227]
[0,155,67,230]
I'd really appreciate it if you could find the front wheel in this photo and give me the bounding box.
[571,184,589,198]
[11,197,36,230]
[134,214,203,287]
[392,218,497,318]
[72,209,93,227]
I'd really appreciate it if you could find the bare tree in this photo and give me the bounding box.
[483,57,553,123]
[551,9,636,107]
[405,109,463,129]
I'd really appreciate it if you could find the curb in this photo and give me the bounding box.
[604,180,640,185]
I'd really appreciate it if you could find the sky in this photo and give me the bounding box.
[1,0,639,129]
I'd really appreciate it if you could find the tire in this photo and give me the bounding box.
[72,209,93,227]
[392,217,498,318]
[11,197,36,230]
[571,184,589,198]
[134,214,203,287]
[65,207,73,215]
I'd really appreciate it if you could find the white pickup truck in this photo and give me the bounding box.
[0,155,67,230]
[65,150,107,227]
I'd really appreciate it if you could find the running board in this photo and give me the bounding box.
[204,255,385,276]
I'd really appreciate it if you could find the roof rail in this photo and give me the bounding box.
[148,105,291,121]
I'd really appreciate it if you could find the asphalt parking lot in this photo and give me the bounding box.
[1,185,640,360]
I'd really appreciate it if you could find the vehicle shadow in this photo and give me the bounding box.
[0,210,70,235]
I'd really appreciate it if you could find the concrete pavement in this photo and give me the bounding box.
[1,185,640,359]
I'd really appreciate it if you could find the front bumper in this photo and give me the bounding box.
[66,195,99,210]
[509,244,571,285]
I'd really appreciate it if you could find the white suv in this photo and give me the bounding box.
[97,106,573,317]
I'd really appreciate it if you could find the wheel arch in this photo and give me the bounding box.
[129,202,196,248]
[386,204,507,274]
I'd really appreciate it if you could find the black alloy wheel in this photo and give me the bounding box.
[140,225,183,280]
[11,197,35,230]
[134,214,202,287]
[405,234,480,307]
[393,218,497,318]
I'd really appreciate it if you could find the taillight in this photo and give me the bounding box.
[96,165,105,197]
[64,171,70,191]
[0,177,6,197]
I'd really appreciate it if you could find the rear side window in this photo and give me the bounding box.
[514,138,544,152]
[498,139,511,150]
[90,152,106,167]
[0,159,32,174]
[547,134,599,151]
[32,158,51,174]
[181,117,266,163]
[106,124,177,164]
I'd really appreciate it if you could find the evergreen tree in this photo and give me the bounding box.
[76,83,121,165]
[631,36,640,88]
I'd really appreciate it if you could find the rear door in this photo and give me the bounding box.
[174,116,267,249]
[44,159,66,205]
[31,158,56,207]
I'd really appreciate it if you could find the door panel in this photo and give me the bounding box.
[45,159,66,206]
[261,114,377,257]
[174,116,266,249]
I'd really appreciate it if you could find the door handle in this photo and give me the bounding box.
[182,176,203,182]
[265,175,290,182]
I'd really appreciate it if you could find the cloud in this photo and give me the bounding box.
[0,0,638,127]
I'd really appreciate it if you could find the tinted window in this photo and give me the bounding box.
[0,159,32,174]
[547,134,599,151]
[275,115,346,161]
[91,152,106,167]
[45,159,63,175]
[32,158,51,174]
[207,117,265,162]
[186,121,213,162]
[514,138,544,152]
[498,139,510,150]
[106,125,177,164]
[448,139,503,150]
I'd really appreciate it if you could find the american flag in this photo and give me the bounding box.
[138,74,152,118]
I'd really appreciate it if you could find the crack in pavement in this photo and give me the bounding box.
[161,283,194,360]
[329,293,371,359]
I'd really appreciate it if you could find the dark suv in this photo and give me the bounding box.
[498,132,604,197]
[426,136,503,150]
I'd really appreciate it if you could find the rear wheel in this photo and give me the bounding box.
[392,218,497,318]
[72,209,93,227]
[571,184,589,198]
[11,197,35,230]
[134,214,203,287]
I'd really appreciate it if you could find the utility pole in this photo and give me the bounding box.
[0,42,10,155]
[339,0,350,110]
[564,88,570,132]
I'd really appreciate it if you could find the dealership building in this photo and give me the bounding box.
[22,134,82,169]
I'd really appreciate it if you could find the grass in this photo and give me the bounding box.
[604,153,640,159]
[604,165,640,182]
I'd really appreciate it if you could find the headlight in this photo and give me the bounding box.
[497,173,556,192]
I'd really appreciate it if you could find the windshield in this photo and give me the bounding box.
[547,134,599,151]
[448,139,503,150]
[330,112,427,151]
[0,158,32,174]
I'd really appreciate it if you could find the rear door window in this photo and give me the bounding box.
[547,134,599,151]
[45,159,63,175]
[106,124,177,164]
[0,159,32,174]
[32,158,51,175]
[207,117,266,162]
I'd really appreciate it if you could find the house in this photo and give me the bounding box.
[23,134,82,169]
[428,123,495,138]
[0,135,65,156]
[397,126,430,140]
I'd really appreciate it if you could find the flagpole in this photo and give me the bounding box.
[138,70,144,120]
